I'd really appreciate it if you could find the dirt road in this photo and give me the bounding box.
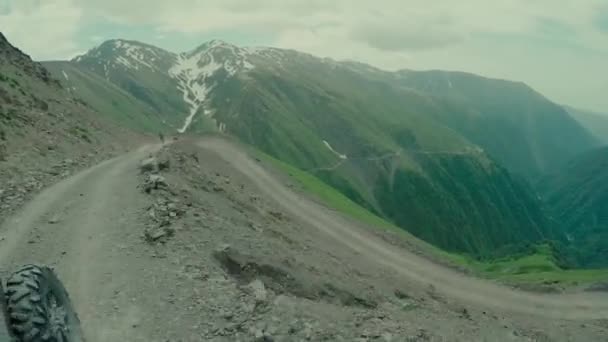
[199,138,608,321]
[0,138,606,341]
[0,144,161,341]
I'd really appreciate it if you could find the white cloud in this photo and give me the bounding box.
[0,0,606,110]
[0,0,82,60]
[89,35,104,43]
[349,17,465,52]
[73,1,607,56]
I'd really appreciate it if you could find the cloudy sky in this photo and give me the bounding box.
[1,0,607,112]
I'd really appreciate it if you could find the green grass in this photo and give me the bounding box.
[467,245,608,285]
[476,244,561,274]
[257,150,608,286]
[42,62,173,133]
[492,268,608,285]
[260,150,394,229]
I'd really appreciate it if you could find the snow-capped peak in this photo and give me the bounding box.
[187,39,233,56]
[72,39,176,73]
[169,40,258,133]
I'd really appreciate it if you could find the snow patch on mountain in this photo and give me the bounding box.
[323,140,348,160]
[109,40,160,71]
[170,41,258,133]
[116,56,136,70]
[74,39,171,73]
[244,47,290,68]
[61,70,69,81]
[170,52,222,133]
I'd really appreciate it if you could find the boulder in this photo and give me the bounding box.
[249,279,268,304]
[143,174,167,193]
[140,157,159,173]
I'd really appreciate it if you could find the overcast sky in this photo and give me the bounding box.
[1,0,607,112]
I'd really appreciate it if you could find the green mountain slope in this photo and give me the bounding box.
[190,47,557,258]
[71,39,186,128]
[565,106,608,144]
[43,61,168,132]
[540,147,608,268]
[393,70,600,180]
[51,39,564,259]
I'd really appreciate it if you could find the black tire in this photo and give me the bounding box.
[4,265,84,342]
[0,277,14,341]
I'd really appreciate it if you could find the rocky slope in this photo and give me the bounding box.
[126,141,605,341]
[0,32,141,222]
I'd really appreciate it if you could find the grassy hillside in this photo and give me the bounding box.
[375,153,555,257]
[43,61,170,133]
[262,150,608,285]
[470,244,608,285]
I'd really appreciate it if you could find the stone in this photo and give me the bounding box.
[140,157,159,173]
[158,158,170,171]
[382,332,393,341]
[249,279,268,304]
[48,215,60,224]
[147,229,167,241]
[145,227,174,242]
[143,174,168,193]
[148,174,167,186]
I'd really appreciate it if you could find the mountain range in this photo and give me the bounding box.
[564,106,608,144]
[6,36,604,263]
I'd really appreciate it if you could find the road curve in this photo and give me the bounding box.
[0,144,160,341]
[199,137,608,321]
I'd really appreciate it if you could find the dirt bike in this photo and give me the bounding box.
[0,265,83,341]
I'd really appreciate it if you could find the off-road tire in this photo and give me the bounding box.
[4,265,84,341]
[0,278,14,341]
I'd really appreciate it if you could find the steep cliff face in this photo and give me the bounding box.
[540,147,608,268]
[376,153,554,256]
